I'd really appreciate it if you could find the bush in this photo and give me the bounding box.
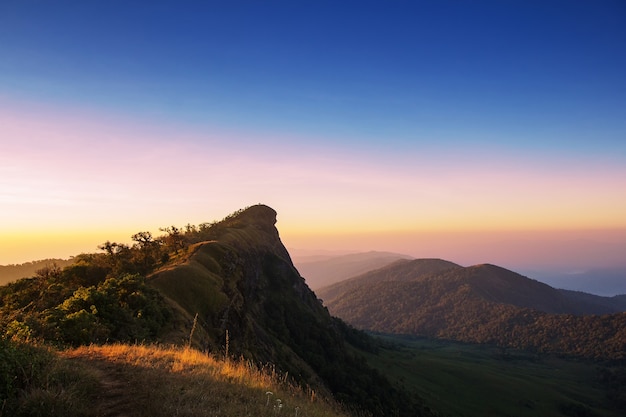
[0,338,97,417]
[2,273,172,347]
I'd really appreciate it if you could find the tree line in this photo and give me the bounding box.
[0,217,238,346]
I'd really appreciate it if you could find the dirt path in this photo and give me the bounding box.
[65,354,143,417]
[89,360,135,417]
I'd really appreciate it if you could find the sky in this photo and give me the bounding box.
[1,1,626,279]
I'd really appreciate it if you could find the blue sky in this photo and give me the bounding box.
[3,0,625,151]
[1,1,626,271]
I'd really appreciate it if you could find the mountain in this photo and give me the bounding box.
[318,261,626,360]
[558,289,626,314]
[0,258,75,285]
[318,258,461,303]
[293,251,412,289]
[0,205,433,417]
[150,205,341,379]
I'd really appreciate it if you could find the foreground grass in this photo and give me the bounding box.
[63,344,348,417]
[0,339,99,417]
[364,335,622,417]
[2,340,348,417]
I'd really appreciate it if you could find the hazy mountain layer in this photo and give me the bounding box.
[294,251,412,289]
[0,258,75,285]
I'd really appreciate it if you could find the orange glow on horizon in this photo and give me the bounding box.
[2,99,626,267]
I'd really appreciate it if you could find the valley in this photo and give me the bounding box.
[362,335,623,417]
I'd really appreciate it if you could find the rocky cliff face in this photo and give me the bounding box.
[149,205,434,417]
[151,205,326,368]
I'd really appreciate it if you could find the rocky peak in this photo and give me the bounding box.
[235,204,278,228]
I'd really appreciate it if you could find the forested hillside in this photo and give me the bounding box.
[319,261,626,360]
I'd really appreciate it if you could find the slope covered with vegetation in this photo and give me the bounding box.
[318,258,461,303]
[0,205,434,417]
[319,261,626,360]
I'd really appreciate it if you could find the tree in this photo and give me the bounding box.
[131,232,162,274]
[97,241,133,275]
[34,263,62,281]
[159,226,187,254]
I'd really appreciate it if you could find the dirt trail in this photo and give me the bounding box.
[66,355,143,417]
[90,360,135,417]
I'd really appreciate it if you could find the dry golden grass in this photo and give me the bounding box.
[63,344,348,417]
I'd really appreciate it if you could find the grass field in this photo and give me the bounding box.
[364,335,622,417]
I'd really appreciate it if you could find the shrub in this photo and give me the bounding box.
[0,338,97,417]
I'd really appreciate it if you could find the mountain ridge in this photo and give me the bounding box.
[0,205,434,417]
[318,259,626,360]
[318,258,460,303]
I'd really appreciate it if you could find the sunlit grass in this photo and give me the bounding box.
[63,344,347,417]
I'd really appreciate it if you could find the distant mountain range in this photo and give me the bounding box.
[0,258,74,285]
[317,259,626,359]
[293,250,626,296]
[293,251,411,289]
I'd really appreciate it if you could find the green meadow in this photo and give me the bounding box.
[364,335,622,417]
